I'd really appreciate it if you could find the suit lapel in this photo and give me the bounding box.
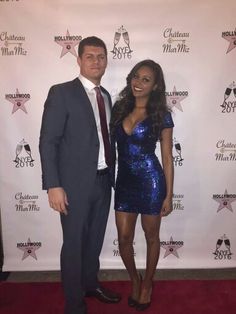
[72,79,112,147]
[72,78,97,129]
[101,86,112,112]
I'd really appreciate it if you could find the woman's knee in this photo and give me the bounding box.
[143,229,160,245]
[118,232,134,247]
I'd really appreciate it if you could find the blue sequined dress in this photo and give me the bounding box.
[114,112,174,215]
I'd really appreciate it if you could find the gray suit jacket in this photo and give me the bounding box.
[39,78,112,203]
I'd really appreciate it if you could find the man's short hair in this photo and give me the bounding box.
[78,36,107,57]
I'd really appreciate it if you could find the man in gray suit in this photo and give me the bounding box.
[39,36,121,314]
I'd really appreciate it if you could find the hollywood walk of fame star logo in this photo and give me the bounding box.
[166,86,188,112]
[17,238,41,260]
[55,30,82,58]
[222,31,236,53]
[213,189,236,213]
[5,89,30,114]
[161,236,183,258]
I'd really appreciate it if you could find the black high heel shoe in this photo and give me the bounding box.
[128,273,142,307]
[136,301,151,311]
[128,295,138,307]
[136,284,152,311]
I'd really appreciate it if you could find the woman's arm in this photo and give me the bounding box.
[160,127,174,216]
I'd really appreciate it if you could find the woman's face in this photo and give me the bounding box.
[131,66,157,100]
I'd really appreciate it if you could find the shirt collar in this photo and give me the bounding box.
[79,74,100,91]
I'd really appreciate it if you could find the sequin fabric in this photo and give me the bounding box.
[114,112,174,215]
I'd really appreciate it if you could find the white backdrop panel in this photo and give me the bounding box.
[0,0,235,270]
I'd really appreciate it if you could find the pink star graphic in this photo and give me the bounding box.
[55,30,81,58]
[18,238,41,260]
[166,86,188,112]
[222,33,236,53]
[161,236,183,258]
[213,189,236,212]
[5,89,30,114]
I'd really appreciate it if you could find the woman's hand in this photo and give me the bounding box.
[161,197,173,217]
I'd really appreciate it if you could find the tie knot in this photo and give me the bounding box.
[95,86,101,94]
[95,87,104,102]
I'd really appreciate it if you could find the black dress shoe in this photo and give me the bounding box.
[85,287,121,303]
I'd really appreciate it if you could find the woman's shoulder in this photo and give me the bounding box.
[162,111,174,128]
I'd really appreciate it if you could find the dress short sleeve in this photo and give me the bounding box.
[161,112,174,130]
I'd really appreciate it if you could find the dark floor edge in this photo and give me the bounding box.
[0,271,10,281]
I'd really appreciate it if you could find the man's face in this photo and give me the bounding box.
[77,45,107,85]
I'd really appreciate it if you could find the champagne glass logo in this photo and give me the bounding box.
[112,26,127,48]
[174,138,183,161]
[230,80,236,97]
[224,235,232,255]
[24,143,34,162]
[14,139,34,163]
[113,31,121,47]
[120,26,132,52]
[111,26,132,58]
[234,88,236,98]
[14,143,23,163]
[122,30,131,49]
[221,81,236,108]
[214,236,223,254]
[224,87,232,100]
[214,234,232,256]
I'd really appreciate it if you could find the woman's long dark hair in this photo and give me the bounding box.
[110,59,170,139]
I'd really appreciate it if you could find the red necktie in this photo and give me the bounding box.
[94,87,111,168]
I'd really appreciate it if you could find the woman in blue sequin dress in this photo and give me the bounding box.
[110,60,174,311]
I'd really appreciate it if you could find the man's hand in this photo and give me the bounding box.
[48,187,69,215]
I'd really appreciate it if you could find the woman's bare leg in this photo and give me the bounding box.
[115,211,141,301]
[139,214,161,304]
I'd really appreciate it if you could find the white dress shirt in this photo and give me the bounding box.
[79,74,111,170]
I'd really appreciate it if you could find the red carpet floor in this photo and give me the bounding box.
[1,280,236,314]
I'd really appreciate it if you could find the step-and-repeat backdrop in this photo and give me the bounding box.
[0,0,235,271]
